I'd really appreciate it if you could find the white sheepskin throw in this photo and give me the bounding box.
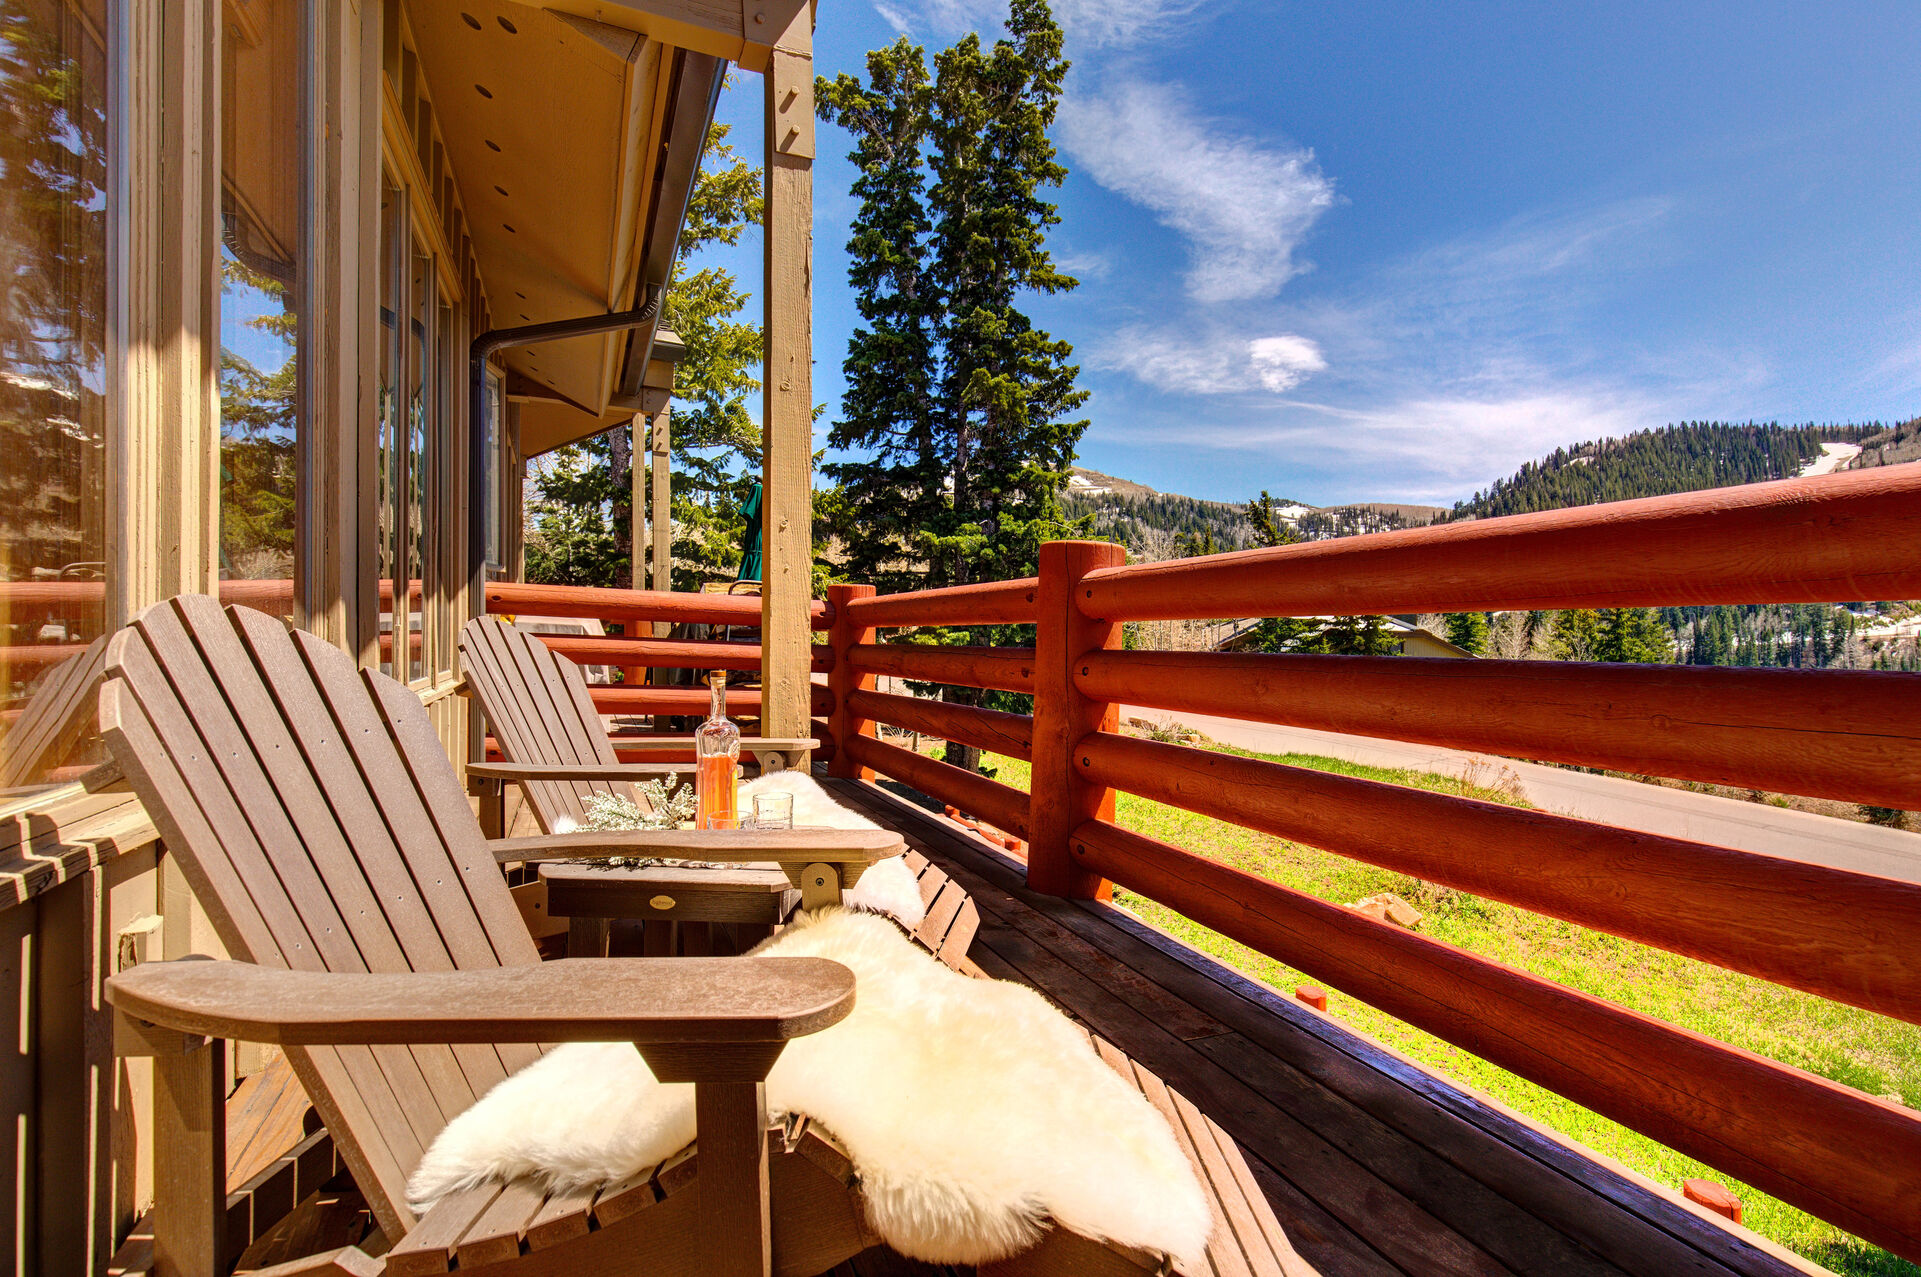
[407,909,1212,1267]
[737,772,927,929]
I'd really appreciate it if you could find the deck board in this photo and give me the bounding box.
[826,777,1824,1277]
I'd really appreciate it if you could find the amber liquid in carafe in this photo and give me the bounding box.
[694,670,740,828]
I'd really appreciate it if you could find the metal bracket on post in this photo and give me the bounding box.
[1028,540,1127,898]
[826,584,877,780]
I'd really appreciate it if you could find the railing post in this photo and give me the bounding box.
[826,584,876,780]
[1029,539,1126,897]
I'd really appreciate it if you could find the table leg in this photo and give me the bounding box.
[567,915,611,958]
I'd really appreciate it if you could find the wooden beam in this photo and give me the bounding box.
[1079,730,1921,1024]
[540,0,812,73]
[844,643,1037,694]
[847,689,1033,762]
[842,735,1030,842]
[650,408,672,633]
[1029,541,1125,897]
[1069,818,1921,1262]
[844,577,1040,628]
[1078,466,1921,621]
[759,24,814,748]
[826,585,878,780]
[1078,649,1921,811]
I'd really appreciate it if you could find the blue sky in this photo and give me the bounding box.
[708,0,1921,506]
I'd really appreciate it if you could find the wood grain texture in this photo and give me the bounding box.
[0,633,109,788]
[1079,730,1921,1024]
[826,584,878,780]
[845,642,1036,694]
[527,633,832,673]
[1078,648,1921,810]
[843,577,1039,628]
[842,734,1030,840]
[848,688,1034,762]
[1077,465,1921,621]
[1029,541,1125,898]
[107,957,854,1046]
[1069,817,1921,1262]
[483,580,833,629]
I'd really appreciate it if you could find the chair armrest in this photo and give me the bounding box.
[466,761,684,783]
[488,827,906,907]
[106,956,854,1048]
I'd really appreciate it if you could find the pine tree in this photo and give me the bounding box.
[1549,609,1603,661]
[1244,491,1300,548]
[1595,608,1674,663]
[920,0,1088,589]
[818,42,938,589]
[820,1,1090,771]
[1445,612,1489,655]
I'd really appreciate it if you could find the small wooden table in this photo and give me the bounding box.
[541,861,800,957]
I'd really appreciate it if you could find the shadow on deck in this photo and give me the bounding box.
[823,778,1819,1277]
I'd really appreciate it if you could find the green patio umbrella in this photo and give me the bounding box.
[736,481,763,582]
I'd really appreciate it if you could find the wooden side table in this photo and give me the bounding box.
[541,861,800,957]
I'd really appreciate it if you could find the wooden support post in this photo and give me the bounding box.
[134,1022,227,1277]
[1029,540,1126,897]
[631,414,646,589]
[649,408,672,638]
[759,13,814,751]
[696,1082,771,1276]
[826,585,876,779]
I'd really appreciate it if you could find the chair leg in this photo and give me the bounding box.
[568,915,612,958]
[696,1081,772,1276]
[133,1019,227,1277]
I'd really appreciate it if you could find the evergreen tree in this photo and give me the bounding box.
[820,1,1089,771]
[1595,607,1674,663]
[1244,491,1301,548]
[1549,609,1603,661]
[818,43,938,590]
[1445,612,1489,655]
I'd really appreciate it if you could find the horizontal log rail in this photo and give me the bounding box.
[1079,731,1921,1023]
[1077,467,1921,621]
[583,684,833,718]
[0,579,415,625]
[848,688,1034,762]
[845,643,1036,693]
[484,580,833,629]
[1078,649,1921,811]
[842,733,1030,840]
[529,634,834,674]
[1070,818,1921,1260]
[843,577,1039,628]
[486,730,837,764]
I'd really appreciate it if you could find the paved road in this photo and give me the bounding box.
[1122,706,1921,883]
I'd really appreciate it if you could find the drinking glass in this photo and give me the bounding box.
[752,792,794,830]
[700,811,740,832]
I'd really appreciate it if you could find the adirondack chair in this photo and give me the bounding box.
[459,615,980,968]
[457,614,812,839]
[100,597,1295,1277]
[0,632,110,790]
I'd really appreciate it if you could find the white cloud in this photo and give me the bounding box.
[1247,335,1328,391]
[1090,329,1326,394]
[888,0,1207,47]
[1058,81,1335,303]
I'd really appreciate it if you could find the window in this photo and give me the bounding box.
[0,0,111,784]
[218,0,302,590]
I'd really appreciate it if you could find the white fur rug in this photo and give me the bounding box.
[407,909,1211,1267]
[737,772,926,928]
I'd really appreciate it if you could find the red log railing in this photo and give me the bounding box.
[813,465,1921,1262]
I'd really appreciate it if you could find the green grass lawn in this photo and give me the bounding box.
[973,744,1920,1276]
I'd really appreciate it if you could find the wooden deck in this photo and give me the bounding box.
[824,777,1824,1277]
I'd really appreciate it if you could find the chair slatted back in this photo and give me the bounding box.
[1,633,110,788]
[99,596,542,1240]
[459,616,648,833]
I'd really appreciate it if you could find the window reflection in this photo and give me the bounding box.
[378,173,402,674]
[0,0,110,785]
[218,0,301,593]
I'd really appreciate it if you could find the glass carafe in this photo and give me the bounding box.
[694,670,740,828]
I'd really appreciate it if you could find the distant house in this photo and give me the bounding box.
[1214,616,1474,658]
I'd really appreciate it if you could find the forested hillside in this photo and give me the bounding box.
[1844,416,1921,470]
[1447,421,1877,520]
